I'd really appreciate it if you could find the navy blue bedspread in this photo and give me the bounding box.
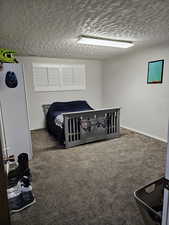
[46,101,93,144]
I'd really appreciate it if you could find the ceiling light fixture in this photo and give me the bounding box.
[78,36,134,48]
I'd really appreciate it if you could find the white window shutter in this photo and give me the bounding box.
[32,63,86,91]
[47,67,61,87]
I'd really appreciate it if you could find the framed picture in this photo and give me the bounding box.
[147,60,164,84]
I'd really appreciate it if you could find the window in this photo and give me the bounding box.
[32,63,86,91]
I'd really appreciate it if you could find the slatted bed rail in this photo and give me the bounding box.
[42,105,120,148]
[63,108,120,148]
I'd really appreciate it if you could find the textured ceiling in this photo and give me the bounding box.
[0,0,169,60]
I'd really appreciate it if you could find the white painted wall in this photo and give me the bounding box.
[103,44,169,142]
[19,44,169,141]
[19,57,103,130]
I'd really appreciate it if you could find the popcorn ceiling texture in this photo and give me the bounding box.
[0,0,169,59]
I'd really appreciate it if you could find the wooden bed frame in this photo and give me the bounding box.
[43,105,120,148]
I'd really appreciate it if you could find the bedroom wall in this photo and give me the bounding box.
[103,43,169,142]
[19,57,103,130]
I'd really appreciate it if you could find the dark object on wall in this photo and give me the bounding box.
[134,177,164,225]
[147,60,164,84]
[5,71,18,88]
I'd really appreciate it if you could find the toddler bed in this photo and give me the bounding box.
[43,101,120,148]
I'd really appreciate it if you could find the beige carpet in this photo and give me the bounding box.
[11,128,167,225]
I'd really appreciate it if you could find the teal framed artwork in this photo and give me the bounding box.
[147,60,164,84]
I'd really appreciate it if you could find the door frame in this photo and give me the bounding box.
[0,136,11,225]
[162,122,169,225]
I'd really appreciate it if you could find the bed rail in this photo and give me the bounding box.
[63,108,120,148]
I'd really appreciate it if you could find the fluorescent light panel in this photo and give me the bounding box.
[78,36,134,48]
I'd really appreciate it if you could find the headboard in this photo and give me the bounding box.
[42,104,51,116]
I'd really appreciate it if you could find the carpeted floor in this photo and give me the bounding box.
[11,128,167,225]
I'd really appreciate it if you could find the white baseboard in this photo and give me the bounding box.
[121,125,167,143]
[30,124,167,143]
